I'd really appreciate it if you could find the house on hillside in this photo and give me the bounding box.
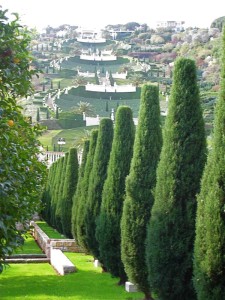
[156,20,185,31]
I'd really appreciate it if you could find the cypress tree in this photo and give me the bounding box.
[76,129,98,251]
[36,108,40,122]
[95,71,100,85]
[44,163,55,225]
[85,118,114,258]
[41,167,53,224]
[146,58,206,300]
[96,106,135,284]
[61,148,79,238]
[193,27,225,300]
[50,160,61,227]
[56,106,59,119]
[55,154,64,233]
[109,70,114,86]
[46,108,50,119]
[121,84,162,300]
[71,140,90,241]
[55,153,68,234]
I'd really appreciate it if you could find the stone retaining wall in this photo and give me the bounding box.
[31,221,51,257]
[30,221,83,258]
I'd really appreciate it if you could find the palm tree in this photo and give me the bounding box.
[72,101,95,116]
[72,75,87,87]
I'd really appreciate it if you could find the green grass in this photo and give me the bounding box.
[38,130,62,149]
[0,253,145,299]
[38,126,98,151]
[13,233,43,255]
[35,221,67,239]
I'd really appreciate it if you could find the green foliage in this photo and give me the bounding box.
[193,27,225,300]
[57,115,86,129]
[76,129,98,251]
[0,8,47,272]
[146,58,207,300]
[71,140,90,241]
[85,118,114,258]
[95,70,100,85]
[50,159,62,227]
[36,108,40,122]
[55,158,66,229]
[96,106,135,283]
[72,101,95,117]
[109,70,115,86]
[55,106,59,119]
[54,156,66,233]
[121,84,162,298]
[61,148,79,238]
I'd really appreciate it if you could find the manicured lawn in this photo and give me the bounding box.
[35,221,67,239]
[38,126,98,151]
[13,233,43,255]
[38,130,62,150]
[0,252,144,300]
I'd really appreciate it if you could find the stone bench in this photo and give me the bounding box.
[50,248,76,275]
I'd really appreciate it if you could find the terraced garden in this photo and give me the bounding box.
[1,223,145,300]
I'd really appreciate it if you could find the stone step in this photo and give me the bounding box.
[8,254,47,259]
[5,258,50,264]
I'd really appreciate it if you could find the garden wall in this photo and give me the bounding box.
[30,221,83,258]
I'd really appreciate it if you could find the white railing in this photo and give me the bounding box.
[77,70,95,77]
[80,54,117,61]
[85,83,136,93]
[77,37,106,43]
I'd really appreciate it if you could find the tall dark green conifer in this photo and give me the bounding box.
[85,118,114,258]
[146,58,206,300]
[96,106,135,284]
[56,107,59,119]
[193,27,225,300]
[50,160,61,227]
[76,129,98,251]
[54,156,65,233]
[61,148,79,238]
[71,140,90,241]
[55,152,68,233]
[45,162,56,225]
[109,70,114,86]
[121,84,162,300]
[36,108,40,122]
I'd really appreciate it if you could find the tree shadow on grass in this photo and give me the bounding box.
[0,263,144,300]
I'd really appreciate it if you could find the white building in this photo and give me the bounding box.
[156,21,185,31]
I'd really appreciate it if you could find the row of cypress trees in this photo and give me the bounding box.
[41,28,225,299]
[70,82,162,298]
[41,147,78,238]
